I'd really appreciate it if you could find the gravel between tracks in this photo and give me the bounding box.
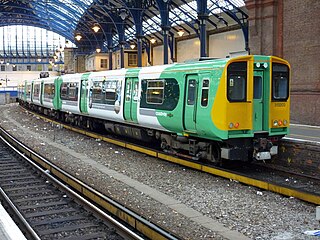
[0,104,319,240]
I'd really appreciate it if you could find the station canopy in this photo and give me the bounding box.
[0,0,248,52]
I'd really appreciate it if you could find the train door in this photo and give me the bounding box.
[123,77,139,123]
[183,75,198,132]
[80,73,90,113]
[253,71,264,131]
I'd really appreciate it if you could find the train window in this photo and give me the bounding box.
[133,81,139,101]
[187,79,196,105]
[26,85,31,98]
[141,78,179,110]
[201,79,209,107]
[60,82,78,101]
[146,80,164,104]
[125,82,131,101]
[60,83,68,100]
[91,80,119,105]
[68,82,78,101]
[272,63,289,101]
[92,82,103,103]
[254,76,262,99]
[33,84,40,100]
[44,84,55,99]
[227,62,247,102]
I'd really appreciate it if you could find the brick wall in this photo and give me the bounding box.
[246,0,320,125]
[283,0,320,125]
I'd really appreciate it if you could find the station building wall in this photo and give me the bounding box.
[246,0,320,125]
[152,28,246,65]
[283,0,320,125]
[0,71,58,85]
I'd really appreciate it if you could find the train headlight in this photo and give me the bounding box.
[283,120,288,126]
[256,62,261,68]
[234,122,239,128]
[263,63,268,68]
[278,120,283,126]
[229,123,234,129]
[273,120,278,126]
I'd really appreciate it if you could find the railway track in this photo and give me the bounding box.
[15,107,320,206]
[0,129,179,240]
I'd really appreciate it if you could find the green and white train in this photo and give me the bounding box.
[19,55,290,164]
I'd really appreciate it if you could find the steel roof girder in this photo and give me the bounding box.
[154,0,171,28]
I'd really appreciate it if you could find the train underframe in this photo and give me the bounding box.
[22,102,281,164]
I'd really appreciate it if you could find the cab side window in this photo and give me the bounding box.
[227,62,247,102]
[272,63,289,101]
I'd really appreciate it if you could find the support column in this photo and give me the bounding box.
[162,26,170,64]
[120,42,125,68]
[136,35,143,67]
[108,48,113,70]
[199,16,208,58]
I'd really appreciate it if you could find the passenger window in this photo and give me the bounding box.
[44,84,55,99]
[126,82,131,101]
[60,82,78,101]
[254,76,262,99]
[187,79,196,105]
[60,83,68,100]
[146,80,164,104]
[201,79,209,107]
[140,78,179,110]
[227,62,247,102]
[133,82,139,101]
[27,85,31,97]
[272,63,289,101]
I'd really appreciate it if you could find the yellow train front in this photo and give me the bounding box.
[207,55,290,162]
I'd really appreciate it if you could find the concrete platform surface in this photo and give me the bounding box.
[0,204,26,240]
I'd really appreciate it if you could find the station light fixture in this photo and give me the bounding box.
[92,23,100,33]
[75,33,82,41]
[150,37,156,44]
[177,29,184,37]
[0,59,4,64]
[6,62,9,65]
[130,43,135,49]
[37,58,41,62]
[119,9,128,20]
[96,47,101,53]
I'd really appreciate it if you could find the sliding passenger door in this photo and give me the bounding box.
[80,73,90,113]
[123,77,139,123]
[183,75,198,132]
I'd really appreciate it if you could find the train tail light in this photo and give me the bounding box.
[229,122,240,129]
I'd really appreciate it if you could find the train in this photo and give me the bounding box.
[18,55,290,164]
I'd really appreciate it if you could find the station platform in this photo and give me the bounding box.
[0,204,26,240]
[287,124,320,143]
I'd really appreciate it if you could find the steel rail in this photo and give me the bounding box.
[0,125,180,240]
[0,186,41,240]
[16,107,320,206]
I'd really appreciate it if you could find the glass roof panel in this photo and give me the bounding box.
[142,0,245,35]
